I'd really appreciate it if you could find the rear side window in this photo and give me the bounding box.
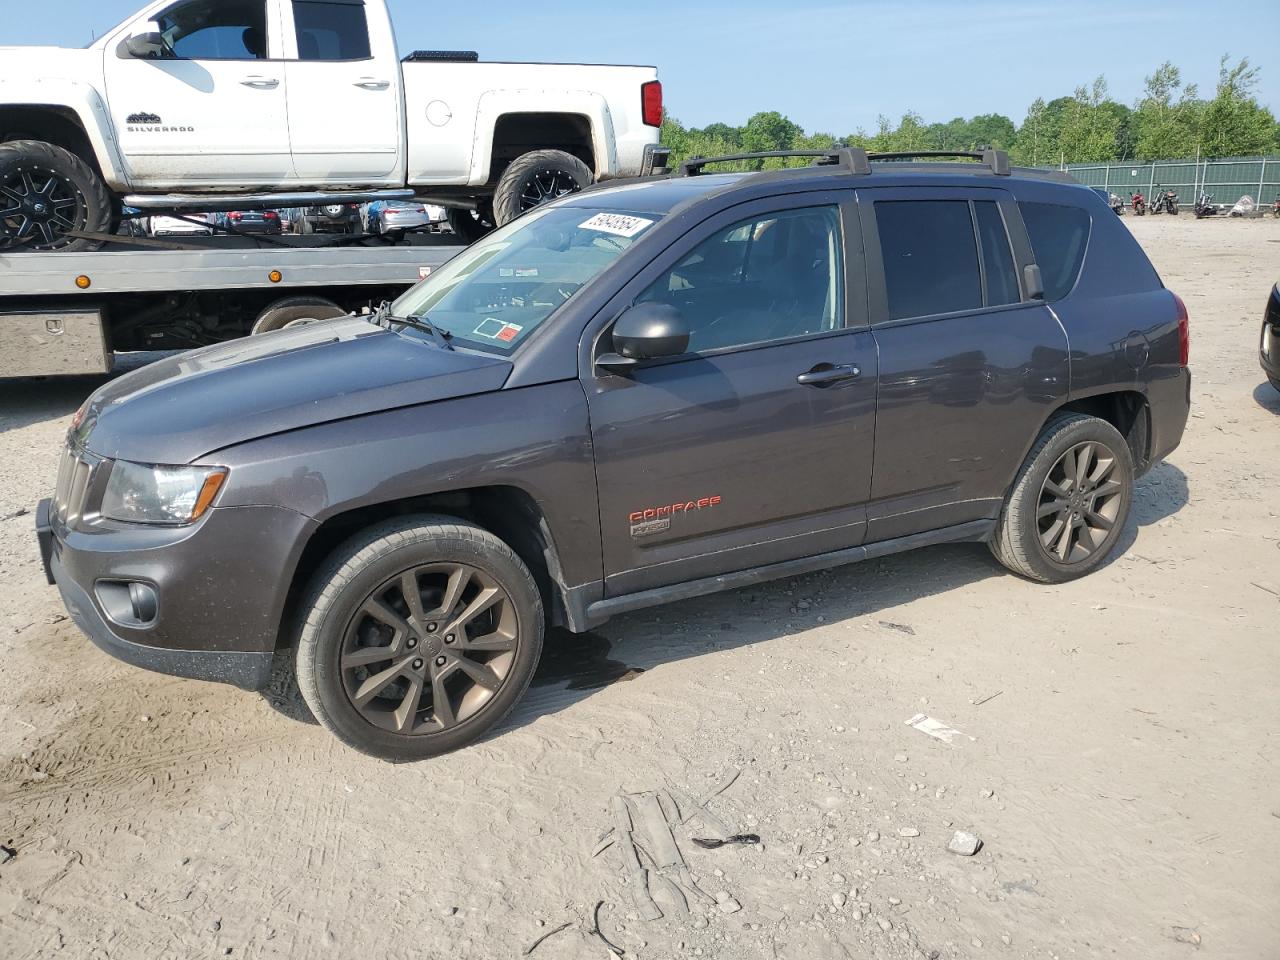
[974,201,1020,306]
[293,0,371,60]
[1019,201,1090,301]
[875,201,981,320]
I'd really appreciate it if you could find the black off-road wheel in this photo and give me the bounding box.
[990,413,1134,583]
[0,140,111,252]
[251,295,347,335]
[295,516,544,761]
[492,148,592,227]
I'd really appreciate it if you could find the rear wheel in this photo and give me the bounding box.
[294,516,544,760]
[251,295,346,335]
[492,148,592,227]
[1269,375,1280,393]
[990,413,1134,583]
[446,204,496,244]
[0,140,111,252]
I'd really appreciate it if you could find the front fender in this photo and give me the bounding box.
[470,89,616,184]
[0,78,129,190]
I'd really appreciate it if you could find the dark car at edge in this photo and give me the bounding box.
[37,148,1192,760]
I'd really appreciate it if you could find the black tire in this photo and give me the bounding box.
[251,295,347,335]
[990,413,1134,583]
[0,140,111,252]
[446,206,495,244]
[294,515,544,761]
[492,148,592,227]
[1269,375,1280,393]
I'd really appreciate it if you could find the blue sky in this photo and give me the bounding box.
[7,0,1278,133]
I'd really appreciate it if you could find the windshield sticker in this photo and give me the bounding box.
[515,267,539,278]
[578,213,654,238]
[473,318,523,343]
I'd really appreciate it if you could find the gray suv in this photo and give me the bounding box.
[37,149,1191,760]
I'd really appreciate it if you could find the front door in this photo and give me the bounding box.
[584,194,879,597]
[857,186,1071,542]
[103,0,292,186]
[281,0,402,183]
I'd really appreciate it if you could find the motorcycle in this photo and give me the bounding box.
[1193,192,1219,218]
[1273,195,1280,218]
[1109,193,1125,215]
[1150,188,1179,215]
[1131,191,1146,215]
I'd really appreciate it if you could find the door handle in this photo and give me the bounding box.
[240,76,280,89]
[796,363,861,386]
[354,78,391,90]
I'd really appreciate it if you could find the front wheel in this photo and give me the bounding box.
[251,295,347,335]
[1269,375,1280,393]
[0,140,111,252]
[491,148,593,227]
[446,205,496,244]
[294,516,544,760]
[989,413,1134,583]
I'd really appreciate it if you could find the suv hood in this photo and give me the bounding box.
[75,318,512,464]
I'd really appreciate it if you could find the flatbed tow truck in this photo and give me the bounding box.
[1,229,465,377]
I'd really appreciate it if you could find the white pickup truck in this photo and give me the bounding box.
[0,0,668,250]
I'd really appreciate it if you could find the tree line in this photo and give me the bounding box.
[661,55,1279,169]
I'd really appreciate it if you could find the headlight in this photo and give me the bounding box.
[101,462,228,525]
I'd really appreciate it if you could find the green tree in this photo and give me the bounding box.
[1133,62,1201,159]
[1199,55,1279,157]
[1057,77,1123,162]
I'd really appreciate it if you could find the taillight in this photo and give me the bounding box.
[264,211,279,220]
[641,80,663,127]
[229,212,243,220]
[1173,292,1189,366]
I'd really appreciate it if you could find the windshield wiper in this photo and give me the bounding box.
[372,301,453,351]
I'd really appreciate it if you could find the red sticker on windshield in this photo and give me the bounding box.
[496,323,522,342]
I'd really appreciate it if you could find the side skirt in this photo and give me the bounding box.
[574,519,995,629]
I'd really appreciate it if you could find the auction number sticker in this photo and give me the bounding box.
[473,318,523,343]
[578,213,654,237]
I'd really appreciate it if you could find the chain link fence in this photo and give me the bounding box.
[1060,155,1280,206]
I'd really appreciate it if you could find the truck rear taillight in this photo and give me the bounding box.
[641,81,663,128]
[1173,292,1189,366]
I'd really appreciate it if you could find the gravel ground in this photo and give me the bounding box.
[0,215,1277,960]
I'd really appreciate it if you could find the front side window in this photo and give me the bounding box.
[293,0,371,61]
[876,200,982,321]
[638,206,844,353]
[1020,201,1091,301]
[391,206,660,352]
[156,0,268,60]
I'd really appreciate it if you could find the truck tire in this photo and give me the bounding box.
[251,296,347,335]
[989,413,1134,584]
[294,515,544,761]
[446,206,496,244]
[492,149,592,227]
[0,140,111,252]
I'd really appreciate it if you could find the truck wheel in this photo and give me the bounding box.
[294,516,544,761]
[0,140,111,252]
[989,413,1133,583]
[251,296,347,335]
[446,206,496,244]
[493,149,592,227]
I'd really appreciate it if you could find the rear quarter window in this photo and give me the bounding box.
[1019,201,1090,301]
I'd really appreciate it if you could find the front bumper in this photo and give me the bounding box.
[37,497,316,691]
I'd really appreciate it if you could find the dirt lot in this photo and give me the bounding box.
[1,216,1277,960]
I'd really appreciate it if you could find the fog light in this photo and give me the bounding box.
[96,580,158,627]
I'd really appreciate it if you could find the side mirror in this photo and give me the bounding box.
[125,23,166,58]
[1022,264,1045,301]
[597,303,690,373]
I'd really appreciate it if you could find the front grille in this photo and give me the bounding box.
[52,444,101,525]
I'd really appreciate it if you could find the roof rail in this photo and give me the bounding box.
[678,147,871,177]
[867,148,1011,176]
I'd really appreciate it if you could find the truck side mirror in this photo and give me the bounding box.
[1023,264,1045,301]
[596,302,690,374]
[125,23,167,58]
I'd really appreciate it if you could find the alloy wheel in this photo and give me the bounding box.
[340,563,519,734]
[1036,440,1124,564]
[519,169,582,211]
[0,164,86,249]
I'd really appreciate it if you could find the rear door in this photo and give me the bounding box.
[281,0,404,183]
[582,192,879,597]
[103,0,292,186]
[858,186,1070,542]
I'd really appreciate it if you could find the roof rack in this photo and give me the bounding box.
[866,148,1011,176]
[678,147,872,177]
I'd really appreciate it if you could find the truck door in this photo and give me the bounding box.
[281,0,404,184]
[583,193,879,598]
[102,0,293,186]
[857,186,1071,542]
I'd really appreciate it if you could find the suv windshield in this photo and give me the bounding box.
[391,206,661,352]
